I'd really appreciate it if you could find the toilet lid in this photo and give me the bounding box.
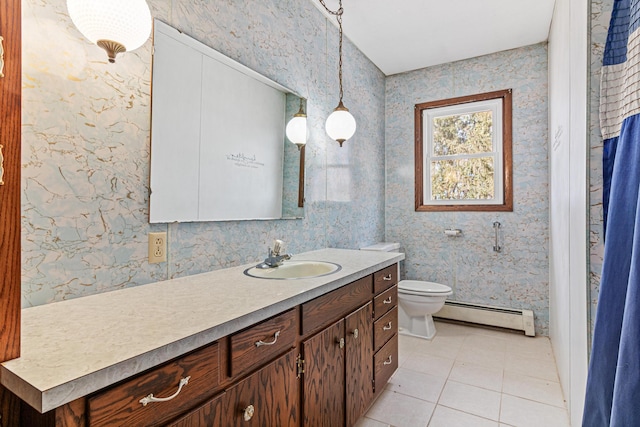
[399,280,451,294]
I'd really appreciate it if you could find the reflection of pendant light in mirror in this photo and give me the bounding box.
[67,0,152,63]
[319,0,356,147]
[286,98,307,150]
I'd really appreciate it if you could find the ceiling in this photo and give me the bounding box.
[311,0,556,76]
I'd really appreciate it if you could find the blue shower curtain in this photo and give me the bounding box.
[583,0,640,425]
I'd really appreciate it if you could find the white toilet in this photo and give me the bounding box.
[396,280,452,340]
[360,242,453,340]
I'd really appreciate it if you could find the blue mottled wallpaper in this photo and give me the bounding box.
[21,0,386,306]
[385,44,550,335]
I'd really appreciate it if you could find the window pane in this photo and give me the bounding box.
[432,111,493,156]
[430,157,495,200]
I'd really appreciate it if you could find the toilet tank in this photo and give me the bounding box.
[361,243,402,279]
[360,242,400,253]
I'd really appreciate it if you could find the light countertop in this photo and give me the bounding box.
[1,248,403,413]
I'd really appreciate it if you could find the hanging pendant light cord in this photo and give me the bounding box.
[319,0,344,104]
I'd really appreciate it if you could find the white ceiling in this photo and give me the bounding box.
[311,0,556,76]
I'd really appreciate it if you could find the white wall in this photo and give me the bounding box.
[548,0,589,423]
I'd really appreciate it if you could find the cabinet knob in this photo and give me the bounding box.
[352,328,359,339]
[337,337,345,349]
[243,404,255,421]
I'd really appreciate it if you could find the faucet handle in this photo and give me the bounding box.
[272,239,284,256]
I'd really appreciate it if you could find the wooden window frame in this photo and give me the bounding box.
[414,89,513,212]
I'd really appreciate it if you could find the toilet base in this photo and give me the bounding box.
[398,312,437,340]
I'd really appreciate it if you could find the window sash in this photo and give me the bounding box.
[423,98,504,205]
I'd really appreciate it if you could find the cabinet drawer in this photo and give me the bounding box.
[301,275,372,335]
[374,335,398,392]
[230,308,298,378]
[373,264,398,294]
[223,349,299,426]
[87,343,220,427]
[374,285,397,320]
[374,307,398,352]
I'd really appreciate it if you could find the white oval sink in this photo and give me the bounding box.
[244,261,342,280]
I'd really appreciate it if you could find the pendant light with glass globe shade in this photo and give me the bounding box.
[66,0,152,63]
[319,0,357,147]
[286,98,308,150]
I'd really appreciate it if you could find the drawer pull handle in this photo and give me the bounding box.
[0,36,4,78]
[337,337,345,349]
[383,296,393,304]
[383,355,393,365]
[352,328,359,339]
[0,144,4,186]
[243,404,255,421]
[255,330,281,347]
[383,274,393,281]
[383,322,393,331]
[139,376,190,406]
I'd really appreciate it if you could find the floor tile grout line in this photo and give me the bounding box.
[382,385,441,405]
[423,334,458,427]
[499,390,569,410]
[437,402,503,424]
[445,377,503,394]
[498,367,505,423]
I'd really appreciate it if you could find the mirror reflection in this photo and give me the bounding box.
[149,20,305,223]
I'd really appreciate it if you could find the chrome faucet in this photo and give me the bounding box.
[258,239,292,268]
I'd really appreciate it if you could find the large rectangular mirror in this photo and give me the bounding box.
[149,20,305,223]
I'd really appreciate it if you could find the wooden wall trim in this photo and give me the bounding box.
[0,0,22,362]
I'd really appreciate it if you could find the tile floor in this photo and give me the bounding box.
[357,321,571,427]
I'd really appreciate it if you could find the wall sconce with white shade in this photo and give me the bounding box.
[286,98,308,150]
[319,0,356,147]
[66,0,152,63]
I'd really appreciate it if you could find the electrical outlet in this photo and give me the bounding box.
[148,232,167,263]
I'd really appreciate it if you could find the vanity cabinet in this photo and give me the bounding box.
[11,263,400,427]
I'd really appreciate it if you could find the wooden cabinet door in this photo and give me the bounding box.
[303,319,345,427]
[222,349,299,426]
[166,393,224,427]
[345,302,373,427]
[0,0,21,364]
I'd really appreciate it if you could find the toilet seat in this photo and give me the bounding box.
[398,280,452,295]
[400,289,453,297]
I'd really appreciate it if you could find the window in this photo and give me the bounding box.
[415,89,513,212]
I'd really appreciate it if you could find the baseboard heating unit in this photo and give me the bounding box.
[434,301,535,337]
